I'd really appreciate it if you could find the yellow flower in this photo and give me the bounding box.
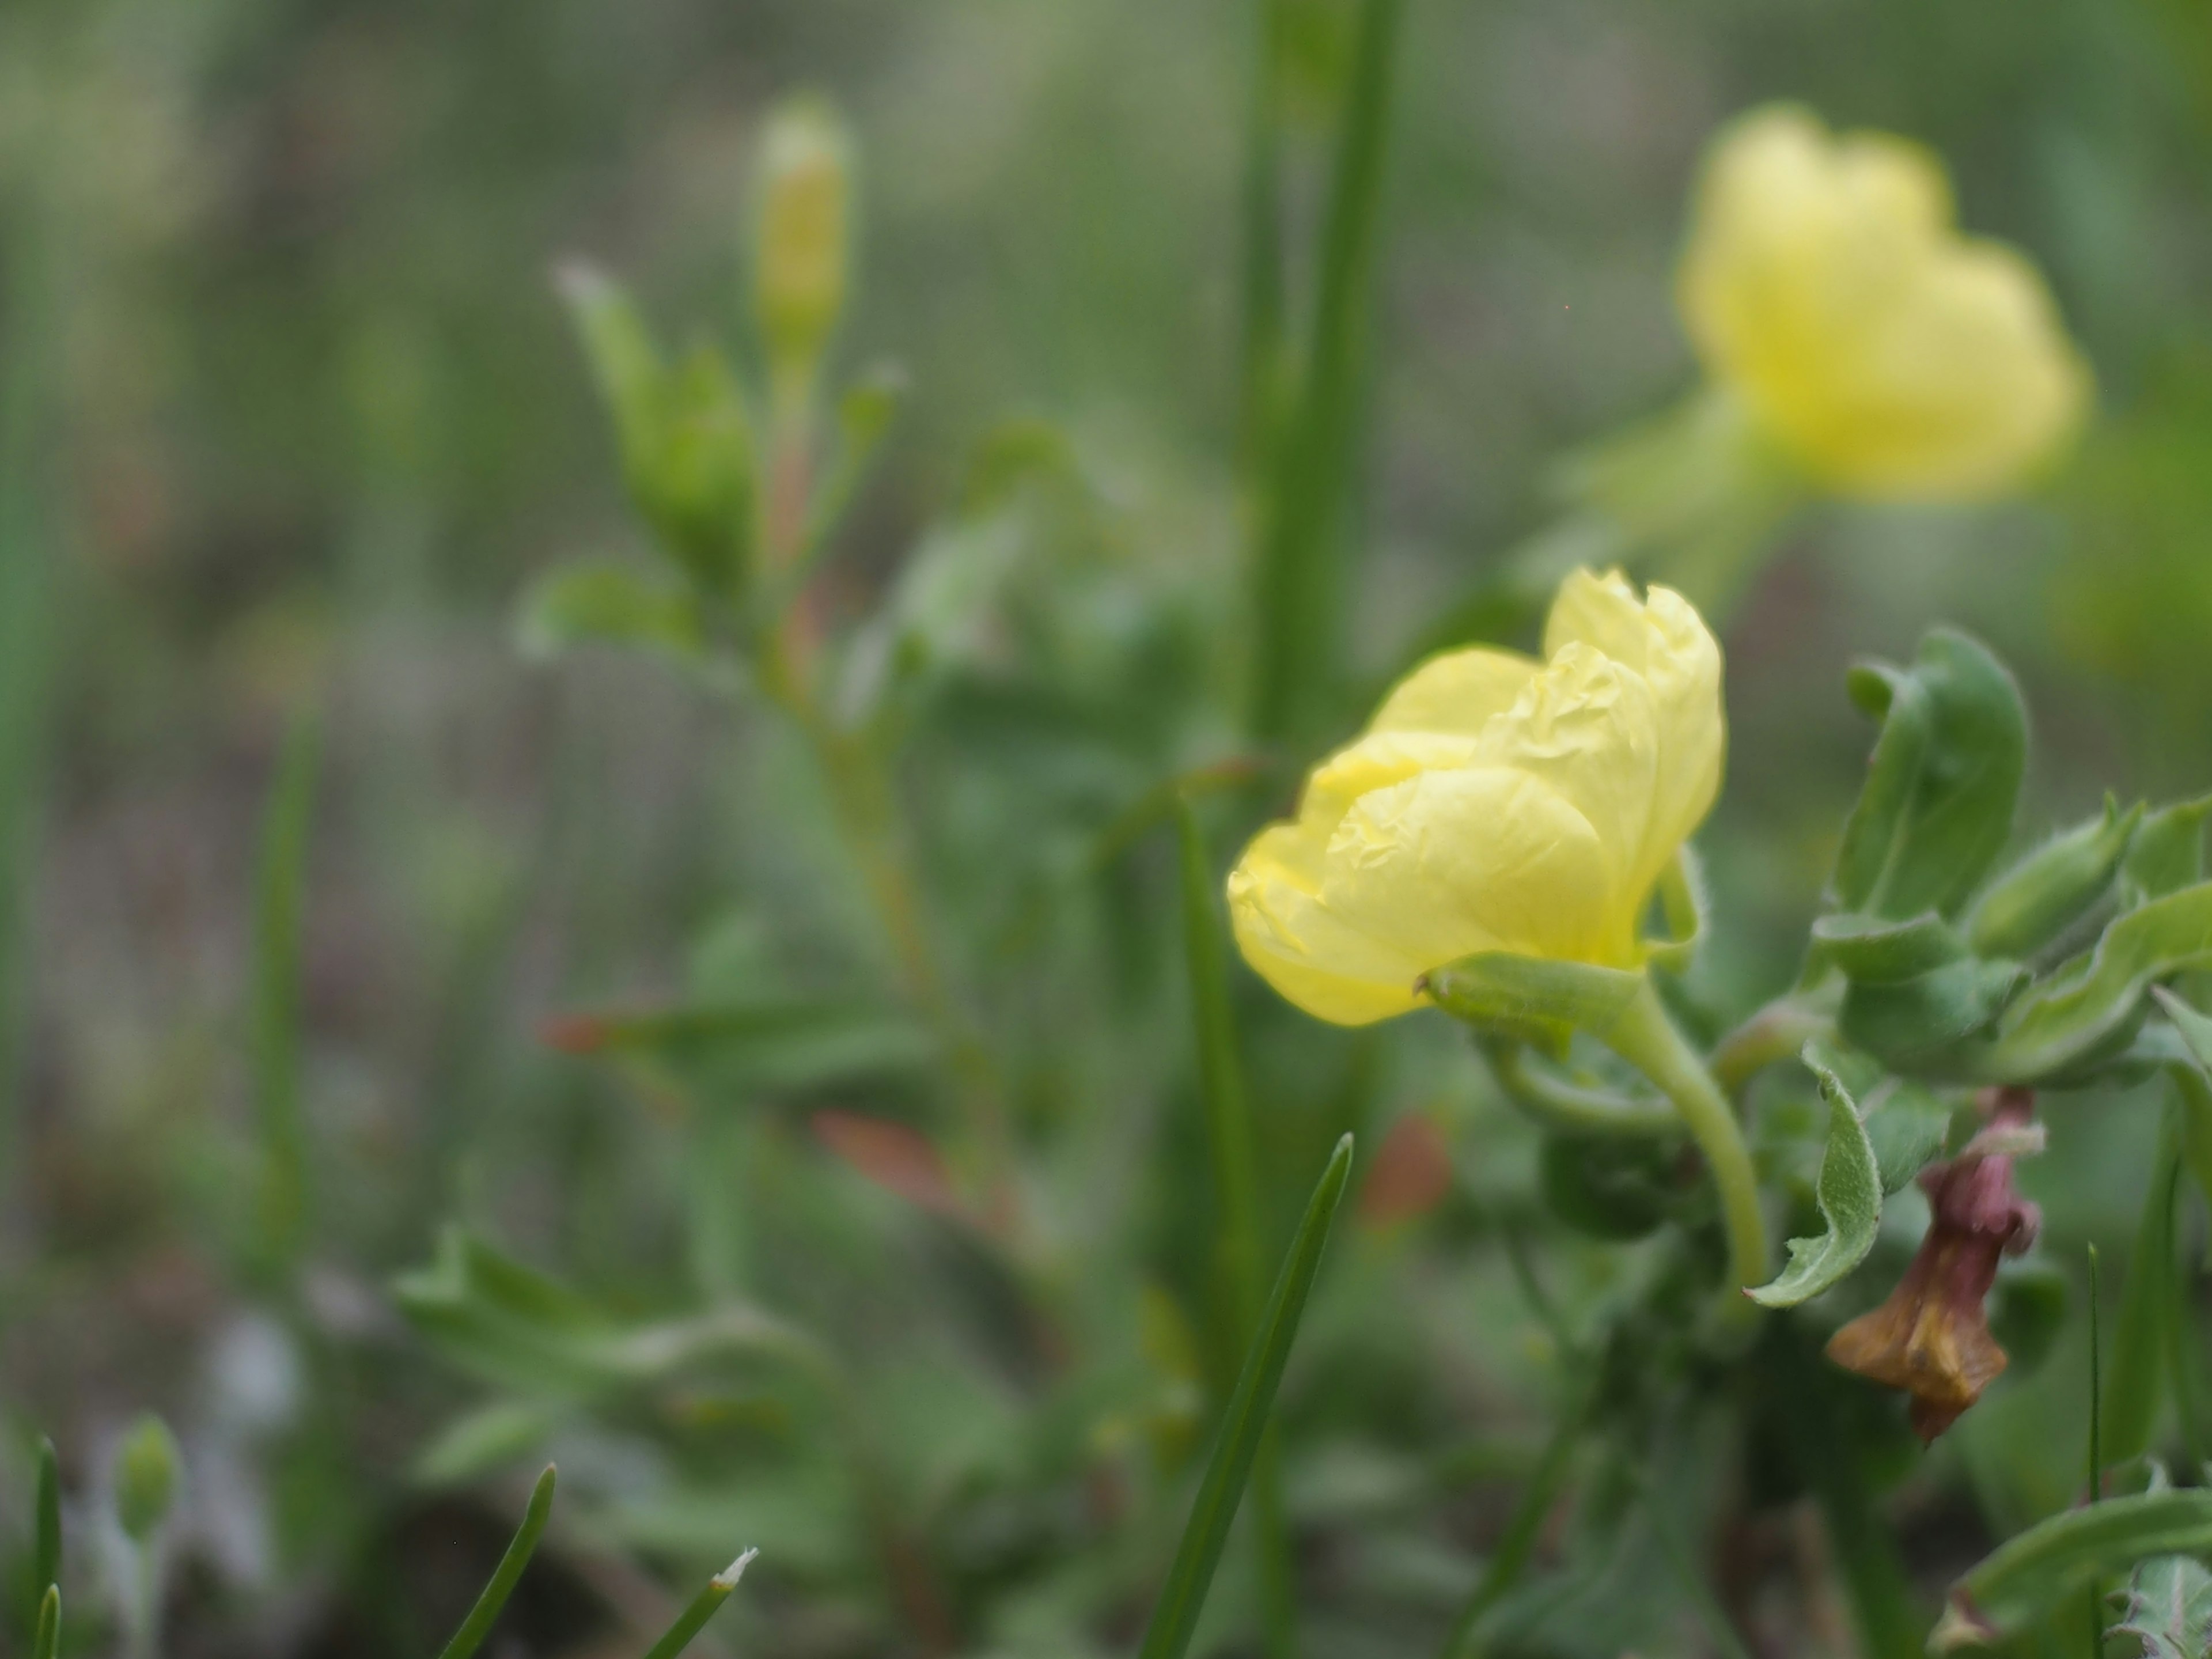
[1228,570,1724,1027]
[1677,105,2090,501]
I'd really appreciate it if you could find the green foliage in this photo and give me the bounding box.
[2110,1554,2212,1659]
[434,1466,556,1659]
[1828,630,2028,923]
[518,562,707,665]
[1747,1051,1881,1308]
[1936,1490,2212,1650]
[112,1415,181,1544]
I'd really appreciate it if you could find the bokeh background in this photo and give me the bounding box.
[6,0,2212,1655]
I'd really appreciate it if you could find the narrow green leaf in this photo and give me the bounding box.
[434,1465,557,1659]
[780,362,906,600]
[31,1586,56,1659]
[639,1548,758,1659]
[2124,797,2212,907]
[1136,1134,1356,1659]
[1248,0,1406,742]
[1828,631,2027,925]
[1935,1490,2212,1649]
[33,1435,59,1607]
[518,562,706,664]
[1175,797,1298,1659]
[2102,1127,2184,1468]
[2109,1554,2212,1659]
[251,713,319,1278]
[1746,1051,1883,1308]
[1237,0,1289,482]
[1984,882,2212,1082]
[1968,798,2142,961]
[413,1402,562,1488]
[541,996,933,1093]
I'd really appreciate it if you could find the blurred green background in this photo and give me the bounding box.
[7,0,2212,1655]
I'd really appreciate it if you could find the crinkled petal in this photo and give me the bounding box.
[1324,767,1620,969]
[1368,647,1539,738]
[1228,821,1433,1026]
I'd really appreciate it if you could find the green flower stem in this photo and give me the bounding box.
[1482,1038,1683,1138]
[1709,995,1836,1100]
[1599,981,1768,1313]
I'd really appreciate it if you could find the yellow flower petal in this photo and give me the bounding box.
[1225,569,1727,1027]
[1678,104,2090,501]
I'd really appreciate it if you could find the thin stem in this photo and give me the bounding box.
[639,1550,758,1659]
[1710,996,1837,1101]
[1482,1039,1682,1138]
[1598,981,1768,1316]
[2088,1241,2103,1659]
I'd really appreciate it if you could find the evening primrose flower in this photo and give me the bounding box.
[1678,105,2089,502]
[1228,570,1723,1027]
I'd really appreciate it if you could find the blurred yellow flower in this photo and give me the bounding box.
[1228,570,1724,1026]
[1678,105,2090,501]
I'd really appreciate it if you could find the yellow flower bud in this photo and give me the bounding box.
[1228,570,1724,1026]
[1677,105,2090,501]
[753,96,854,380]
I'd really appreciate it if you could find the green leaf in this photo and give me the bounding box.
[2126,797,2212,907]
[557,266,756,600]
[1538,1133,1679,1240]
[2110,1554,2212,1659]
[1861,1078,1955,1195]
[1968,797,2143,961]
[433,1465,556,1659]
[1935,1489,2212,1649]
[32,1435,58,1607]
[1817,915,2022,1069]
[2103,1126,2185,1469]
[1746,1051,1883,1308]
[1135,1134,1355,1659]
[542,996,934,1096]
[31,1587,56,1659]
[1982,882,2212,1082]
[1421,952,1645,1055]
[518,562,706,664]
[1828,630,2027,925]
[1247,0,1406,743]
[395,1229,830,1402]
[1645,847,1709,974]
[639,1550,759,1659]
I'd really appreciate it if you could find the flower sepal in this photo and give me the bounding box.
[1419,951,1645,1056]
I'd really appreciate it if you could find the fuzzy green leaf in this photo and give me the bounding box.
[1936,1490,2212,1649]
[1828,630,2026,924]
[1746,1050,1882,1308]
[1421,952,1644,1056]
[2126,797,2212,907]
[1968,797,2143,961]
[2111,1554,2212,1659]
[1982,882,2212,1082]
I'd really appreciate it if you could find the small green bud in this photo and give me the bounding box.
[752,96,854,383]
[1967,797,2142,960]
[112,1415,180,1544]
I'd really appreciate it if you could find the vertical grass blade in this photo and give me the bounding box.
[250,714,321,1277]
[1237,0,1289,482]
[434,1465,557,1659]
[33,1435,60,1608]
[2104,1130,2183,1469]
[1175,799,1296,1658]
[1136,1134,1355,1659]
[639,1548,757,1659]
[1248,0,1408,744]
[32,1585,58,1659]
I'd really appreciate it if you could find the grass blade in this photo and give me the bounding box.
[2104,1128,2183,1469]
[1237,0,1289,481]
[33,1435,59,1605]
[435,1465,557,1659]
[250,713,321,1278]
[1175,798,1296,1658]
[32,1585,58,1659]
[1136,1133,1355,1659]
[1247,0,1408,743]
[639,1548,758,1659]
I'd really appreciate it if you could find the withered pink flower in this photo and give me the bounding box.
[1826,1088,2041,1441]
